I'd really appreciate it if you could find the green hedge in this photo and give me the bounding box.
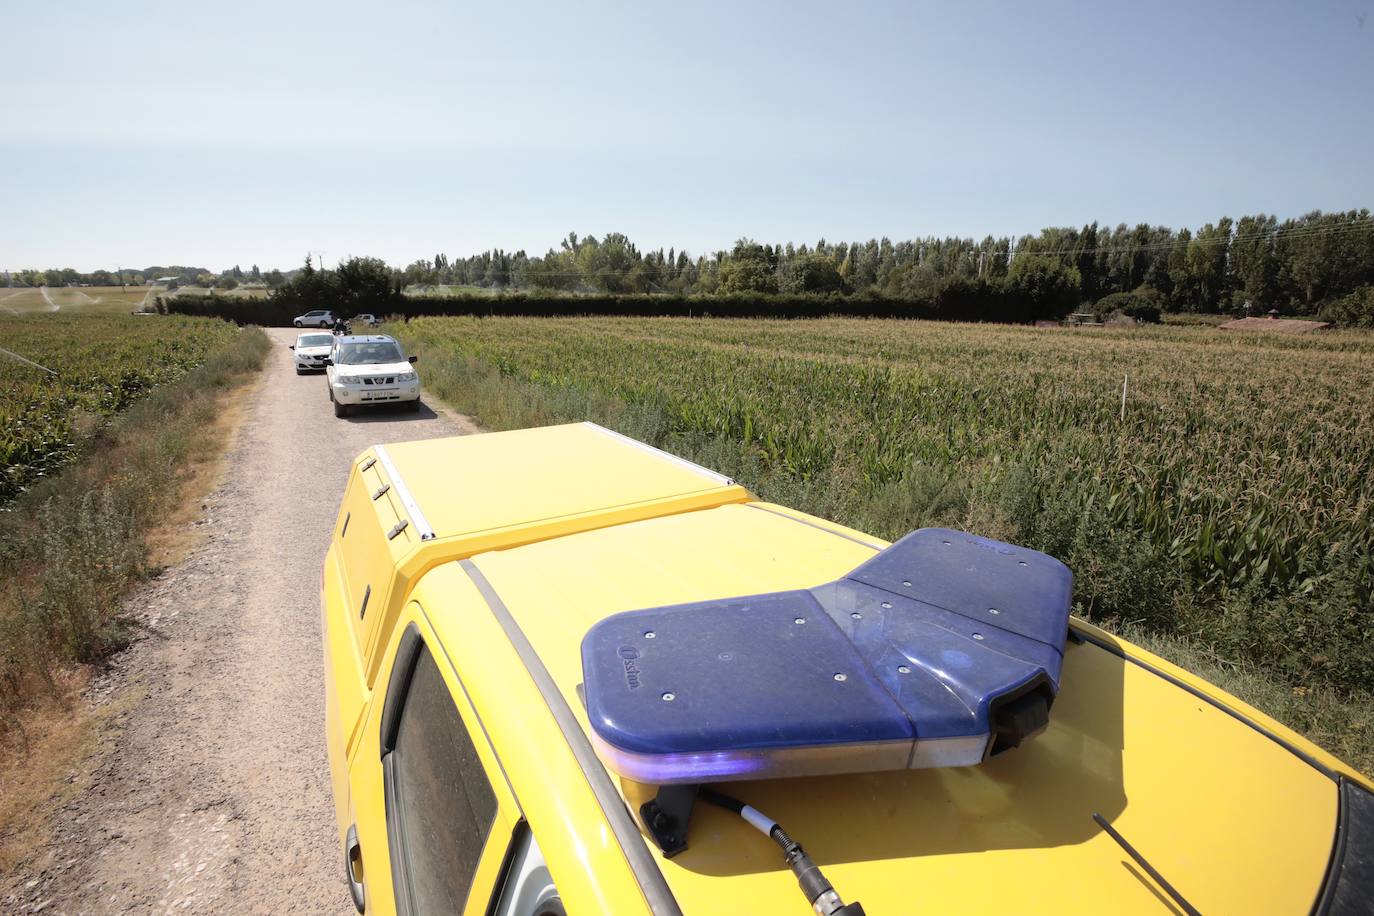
[1320,286,1374,328]
[162,289,1068,326]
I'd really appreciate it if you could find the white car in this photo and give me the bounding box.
[353,313,380,327]
[325,335,421,417]
[293,309,336,328]
[289,332,334,374]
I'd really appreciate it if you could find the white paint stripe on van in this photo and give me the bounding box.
[582,421,734,486]
[372,444,436,541]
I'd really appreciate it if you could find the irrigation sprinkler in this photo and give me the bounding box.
[0,346,58,375]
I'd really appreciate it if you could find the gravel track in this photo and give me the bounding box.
[4,327,479,914]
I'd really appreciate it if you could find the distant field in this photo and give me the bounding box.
[169,286,270,300]
[404,283,495,297]
[0,286,271,317]
[0,286,164,315]
[0,313,240,502]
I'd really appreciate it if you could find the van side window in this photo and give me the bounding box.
[386,644,498,914]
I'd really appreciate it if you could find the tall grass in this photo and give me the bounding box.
[0,327,270,728]
[396,318,1374,771]
[397,316,1374,688]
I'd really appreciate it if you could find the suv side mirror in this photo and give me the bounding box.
[408,355,418,364]
[289,345,295,350]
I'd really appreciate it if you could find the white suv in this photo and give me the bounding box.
[325,335,421,417]
[293,309,335,328]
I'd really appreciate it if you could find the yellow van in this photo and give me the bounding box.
[321,422,1373,915]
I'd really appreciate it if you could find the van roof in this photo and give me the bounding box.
[375,422,744,545]
[450,506,1344,914]
[372,426,1363,915]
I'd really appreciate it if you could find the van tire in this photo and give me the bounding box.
[334,401,350,418]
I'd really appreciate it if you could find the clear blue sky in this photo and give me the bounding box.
[2,0,1371,271]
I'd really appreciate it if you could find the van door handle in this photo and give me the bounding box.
[345,824,366,913]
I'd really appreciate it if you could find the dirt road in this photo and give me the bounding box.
[5,327,479,914]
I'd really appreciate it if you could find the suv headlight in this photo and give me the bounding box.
[396,371,417,382]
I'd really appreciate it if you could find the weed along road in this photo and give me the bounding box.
[6,327,478,914]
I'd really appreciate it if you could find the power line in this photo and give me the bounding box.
[900,218,1374,258]
[421,219,1374,278]
[1007,219,1374,259]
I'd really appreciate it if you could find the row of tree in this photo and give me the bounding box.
[396,210,1372,317]
[18,209,1374,321]
[168,236,1373,329]
[263,256,403,317]
[2,264,288,290]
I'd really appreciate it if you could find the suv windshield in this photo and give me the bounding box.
[336,341,404,365]
[299,334,333,347]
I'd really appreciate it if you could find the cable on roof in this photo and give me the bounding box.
[698,788,867,916]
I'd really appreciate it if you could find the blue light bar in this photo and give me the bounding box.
[581,528,1073,784]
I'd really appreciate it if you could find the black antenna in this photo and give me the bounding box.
[1093,812,1201,916]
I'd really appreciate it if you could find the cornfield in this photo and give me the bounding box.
[0,314,239,503]
[395,316,1374,693]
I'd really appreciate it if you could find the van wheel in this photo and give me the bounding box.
[334,401,349,418]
